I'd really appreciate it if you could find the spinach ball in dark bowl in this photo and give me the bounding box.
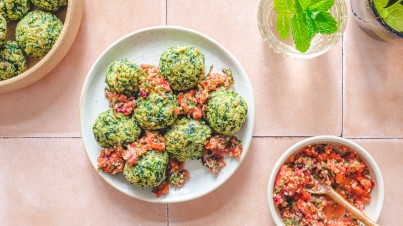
[0,41,27,81]
[31,0,67,12]
[0,0,30,21]
[16,10,63,59]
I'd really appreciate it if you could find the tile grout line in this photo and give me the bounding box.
[0,136,402,140]
[340,137,403,140]
[341,35,345,137]
[165,1,169,225]
[251,136,403,140]
[165,0,168,26]
[166,203,169,226]
[252,135,313,138]
[0,136,82,139]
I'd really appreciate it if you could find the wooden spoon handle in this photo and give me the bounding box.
[327,188,380,226]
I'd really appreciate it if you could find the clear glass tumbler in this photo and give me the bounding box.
[351,0,403,43]
[257,0,348,59]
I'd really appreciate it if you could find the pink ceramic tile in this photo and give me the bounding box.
[0,138,167,225]
[343,8,403,138]
[168,137,301,225]
[352,139,403,225]
[1,137,399,225]
[168,0,343,136]
[0,0,166,137]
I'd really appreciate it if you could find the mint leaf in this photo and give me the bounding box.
[274,0,296,15]
[291,14,311,53]
[309,0,334,11]
[374,0,389,18]
[293,0,311,12]
[305,10,317,38]
[276,15,291,39]
[373,0,389,8]
[379,5,390,18]
[294,0,304,13]
[314,11,338,34]
[386,0,402,7]
[298,0,312,10]
[384,2,403,32]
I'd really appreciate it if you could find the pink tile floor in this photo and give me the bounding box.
[0,0,402,225]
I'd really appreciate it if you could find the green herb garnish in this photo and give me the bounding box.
[277,15,292,39]
[314,11,338,34]
[274,0,338,53]
[291,14,311,52]
[374,0,403,32]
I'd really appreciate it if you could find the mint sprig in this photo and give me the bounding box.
[274,0,338,53]
[309,0,334,11]
[305,9,316,38]
[291,14,311,52]
[276,15,291,39]
[274,0,296,14]
[298,0,312,11]
[314,11,338,34]
[374,0,403,32]
[274,0,295,40]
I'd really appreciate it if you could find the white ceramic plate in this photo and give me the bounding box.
[80,26,255,203]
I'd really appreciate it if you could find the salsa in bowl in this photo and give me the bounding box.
[268,136,384,225]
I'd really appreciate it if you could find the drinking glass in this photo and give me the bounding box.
[257,0,348,59]
[351,0,403,43]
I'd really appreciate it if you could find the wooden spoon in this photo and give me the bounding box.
[306,183,380,226]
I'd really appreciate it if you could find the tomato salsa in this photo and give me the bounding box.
[274,144,375,225]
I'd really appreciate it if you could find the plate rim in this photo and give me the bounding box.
[80,25,255,203]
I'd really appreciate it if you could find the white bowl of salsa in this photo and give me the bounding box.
[268,136,384,225]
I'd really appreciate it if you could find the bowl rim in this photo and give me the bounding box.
[267,135,384,225]
[0,0,84,93]
[80,25,256,203]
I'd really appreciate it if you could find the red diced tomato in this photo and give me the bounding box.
[335,173,345,184]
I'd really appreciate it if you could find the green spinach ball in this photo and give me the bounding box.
[159,45,205,91]
[16,10,63,59]
[134,92,178,130]
[0,15,6,46]
[92,109,141,148]
[165,118,212,161]
[0,0,30,21]
[0,41,27,81]
[59,0,67,7]
[205,89,248,135]
[0,62,15,80]
[105,59,145,96]
[0,1,5,19]
[31,0,67,12]
[123,151,168,187]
